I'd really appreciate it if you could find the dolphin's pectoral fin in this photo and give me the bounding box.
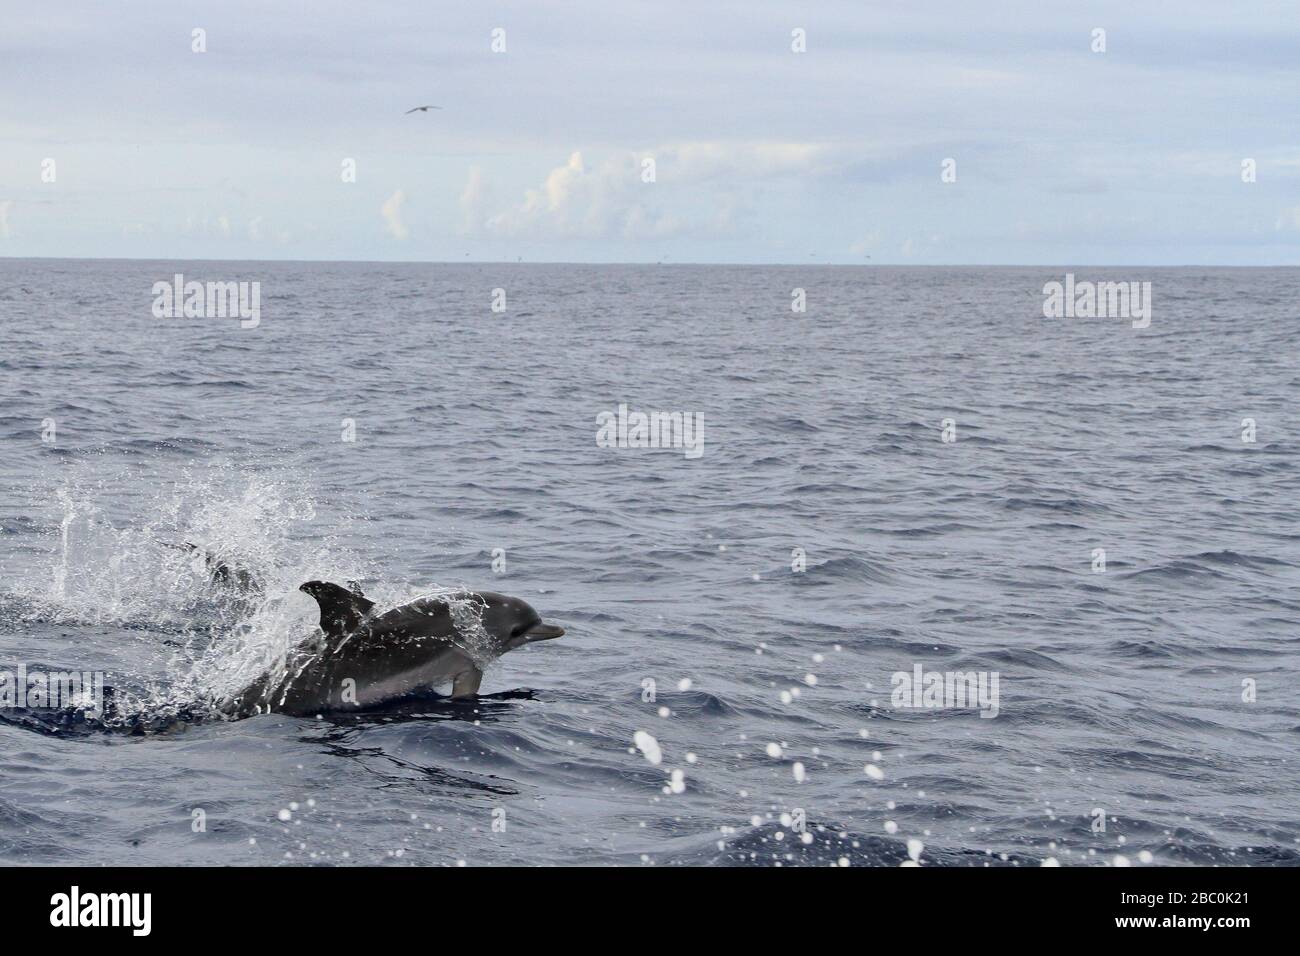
[451,668,483,699]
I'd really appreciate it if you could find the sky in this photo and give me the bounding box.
[2,0,1299,264]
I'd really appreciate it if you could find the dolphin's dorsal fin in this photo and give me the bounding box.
[300,581,376,639]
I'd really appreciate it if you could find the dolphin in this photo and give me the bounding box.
[165,542,262,593]
[222,581,565,716]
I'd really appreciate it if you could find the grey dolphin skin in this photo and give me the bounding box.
[166,542,262,593]
[224,582,564,717]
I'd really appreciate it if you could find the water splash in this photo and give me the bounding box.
[6,458,375,722]
[1,457,506,726]
[51,484,75,601]
[426,587,496,669]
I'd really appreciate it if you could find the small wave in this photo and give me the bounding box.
[107,436,221,456]
[1190,549,1292,570]
[761,416,822,433]
[1002,496,1108,515]
[1123,560,1229,583]
[641,688,737,718]
[797,555,894,585]
[1106,639,1179,659]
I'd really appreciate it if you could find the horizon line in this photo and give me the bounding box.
[2,254,1297,269]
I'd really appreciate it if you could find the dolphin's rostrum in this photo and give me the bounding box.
[224,581,564,716]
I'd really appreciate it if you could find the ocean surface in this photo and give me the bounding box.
[0,259,1297,867]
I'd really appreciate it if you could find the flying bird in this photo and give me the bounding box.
[405,105,442,113]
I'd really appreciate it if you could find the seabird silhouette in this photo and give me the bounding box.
[405,105,442,113]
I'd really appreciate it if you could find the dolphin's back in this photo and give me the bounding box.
[368,596,460,641]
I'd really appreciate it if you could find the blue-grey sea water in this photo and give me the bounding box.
[0,259,1297,866]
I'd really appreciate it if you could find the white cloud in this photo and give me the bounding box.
[459,167,486,234]
[381,189,409,240]
[483,151,628,238]
[663,142,830,181]
[1274,206,1300,231]
[479,142,825,240]
[485,151,589,236]
[849,231,882,255]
